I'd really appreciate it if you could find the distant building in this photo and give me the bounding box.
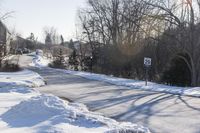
[0,21,11,56]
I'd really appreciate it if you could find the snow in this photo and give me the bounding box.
[1,94,149,133]
[0,66,150,132]
[0,69,45,87]
[2,55,15,61]
[29,53,50,67]
[50,69,200,97]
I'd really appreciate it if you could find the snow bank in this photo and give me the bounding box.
[0,83,35,94]
[0,94,150,133]
[2,55,15,61]
[1,95,67,127]
[29,54,50,68]
[52,69,200,97]
[0,64,150,133]
[0,69,45,87]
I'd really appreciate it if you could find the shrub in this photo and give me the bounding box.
[161,56,191,87]
[0,61,21,72]
[49,48,66,69]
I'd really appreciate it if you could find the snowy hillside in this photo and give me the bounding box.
[0,69,150,133]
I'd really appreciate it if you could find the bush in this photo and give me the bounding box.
[161,56,191,87]
[68,50,79,71]
[49,59,65,69]
[0,61,21,72]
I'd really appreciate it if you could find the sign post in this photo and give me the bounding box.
[144,57,152,86]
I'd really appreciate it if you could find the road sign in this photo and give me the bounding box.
[144,57,152,66]
[144,57,152,86]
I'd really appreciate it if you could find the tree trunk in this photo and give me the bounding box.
[191,67,198,87]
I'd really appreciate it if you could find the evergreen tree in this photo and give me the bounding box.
[69,50,79,70]
[51,48,65,68]
[45,33,52,45]
[68,39,75,50]
[60,35,64,46]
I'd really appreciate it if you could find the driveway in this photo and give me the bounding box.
[19,55,200,133]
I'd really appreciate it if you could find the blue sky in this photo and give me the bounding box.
[2,0,86,42]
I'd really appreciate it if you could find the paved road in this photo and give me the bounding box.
[19,55,200,133]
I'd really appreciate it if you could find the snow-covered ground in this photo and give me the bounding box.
[0,68,150,132]
[57,69,200,97]
[2,55,15,61]
[0,70,45,87]
[29,52,50,67]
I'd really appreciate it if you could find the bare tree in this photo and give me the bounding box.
[43,26,60,45]
[78,0,154,75]
[145,0,200,86]
[0,7,14,68]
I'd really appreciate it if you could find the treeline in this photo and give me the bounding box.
[74,0,200,87]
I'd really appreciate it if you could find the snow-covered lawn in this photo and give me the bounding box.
[0,69,150,132]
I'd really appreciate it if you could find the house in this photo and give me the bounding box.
[0,21,11,56]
